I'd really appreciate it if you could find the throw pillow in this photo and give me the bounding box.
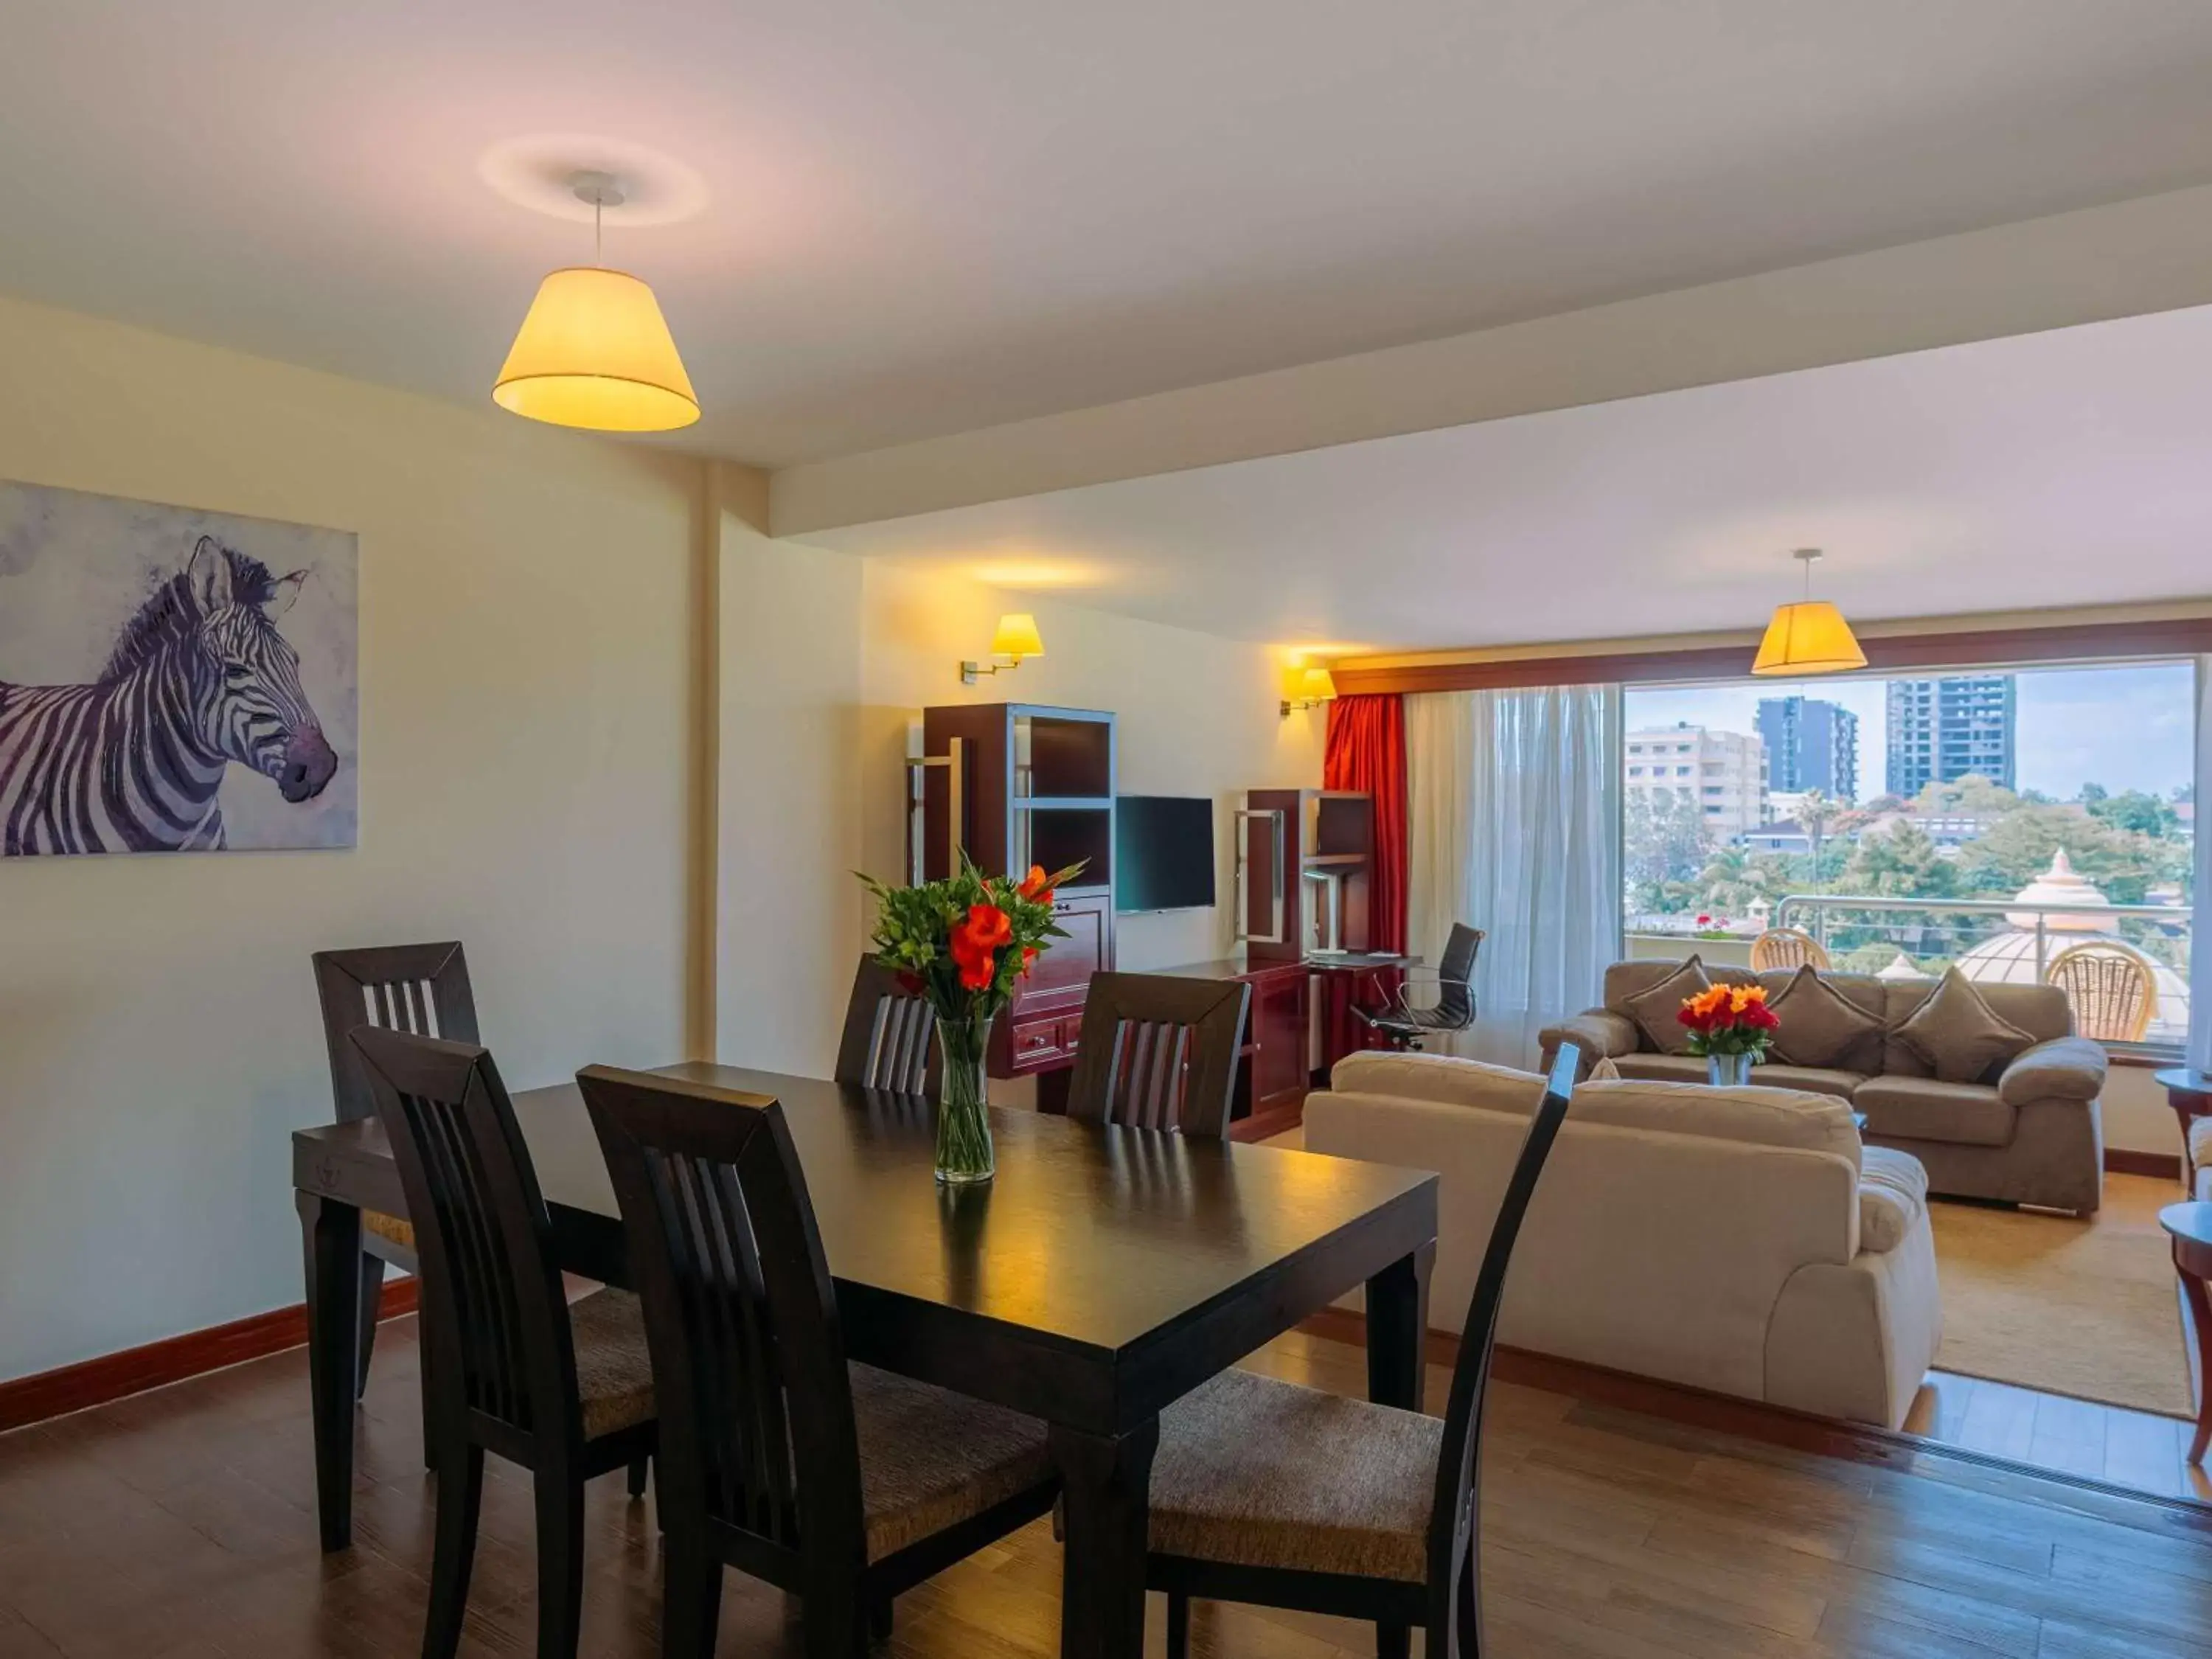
[1892,967,2036,1085]
[1619,956,1711,1056]
[1767,964,1885,1071]
[1587,1056,1623,1082]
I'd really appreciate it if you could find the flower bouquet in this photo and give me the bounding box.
[858,854,1086,1183]
[1678,981,1780,1088]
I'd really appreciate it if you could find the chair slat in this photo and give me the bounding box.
[1066,974,1251,1138]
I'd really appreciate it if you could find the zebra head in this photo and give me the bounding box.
[184,536,337,803]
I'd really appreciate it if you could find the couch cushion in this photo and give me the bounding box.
[1613,1052,1713,1084]
[1575,1078,1863,1169]
[1768,966,1887,1071]
[1748,1065,1866,1101]
[1891,969,2037,1085]
[1995,1037,2107,1106]
[1618,955,1710,1055]
[1329,1051,1545,1116]
[1857,1147,1930,1254]
[1854,1075,2016,1147]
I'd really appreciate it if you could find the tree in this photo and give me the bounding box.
[1952,805,2181,904]
[2087,788,2180,840]
[1625,794,1712,911]
[1843,819,1957,899]
[1794,789,1847,889]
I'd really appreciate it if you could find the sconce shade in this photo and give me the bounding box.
[493,267,700,432]
[1751,600,1867,676]
[991,613,1046,661]
[1298,667,1338,701]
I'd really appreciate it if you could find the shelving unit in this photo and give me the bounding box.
[1240,788,1375,961]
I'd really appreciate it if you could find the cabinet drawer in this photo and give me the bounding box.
[1009,1018,1067,1067]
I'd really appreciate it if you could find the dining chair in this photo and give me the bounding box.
[2045,941,2158,1043]
[311,941,479,1402]
[350,1026,657,1659]
[575,1065,1060,1659]
[1354,924,1486,1051]
[1750,926,1832,973]
[1144,1043,1580,1659]
[1064,972,1253,1138]
[834,956,940,1091]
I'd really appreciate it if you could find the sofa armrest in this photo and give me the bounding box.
[1537,1010,1639,1075]
[1997,1035,2107,1107]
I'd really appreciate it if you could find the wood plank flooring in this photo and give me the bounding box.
[2,1315,2210,1658]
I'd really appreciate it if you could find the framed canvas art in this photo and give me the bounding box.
[0,481,358,855]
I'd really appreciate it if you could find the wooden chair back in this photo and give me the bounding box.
[577,1066,866,1576]
[1750,928,1831,973]
[834,956,940,1093]
[347,1026,578,1455]
[313,942,479,1122]
[1065,973,1251,1138]
[1425,1042,1577,1648]
[2045,943,2157,1043]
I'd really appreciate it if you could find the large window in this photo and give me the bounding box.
[1623,662,2197,1049]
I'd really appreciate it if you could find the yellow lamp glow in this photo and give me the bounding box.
[1750,549,1867,676]
[990,613,1046,663]
[1280,665,1338,716]
[493,266,699,433]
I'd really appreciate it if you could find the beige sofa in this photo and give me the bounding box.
[1538,961,2107,1214]
[1307,1051,1942,1429]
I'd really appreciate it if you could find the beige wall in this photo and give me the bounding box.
[0,294,709,1380]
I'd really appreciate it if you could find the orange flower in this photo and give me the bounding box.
[1017,865,1055,904]
[1682,985,1731,1019]
[950,903,1013,992]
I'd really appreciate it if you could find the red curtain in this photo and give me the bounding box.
[1323,693,1408,953]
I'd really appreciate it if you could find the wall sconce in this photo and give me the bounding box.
[961,613,1046,686]
[1280,666,1337,717]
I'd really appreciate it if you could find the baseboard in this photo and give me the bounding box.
[1296,1307,2212,1530]
[2107,1147,2184,1180]
[0,1276,419,1435]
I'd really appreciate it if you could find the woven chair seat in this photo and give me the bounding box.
[1149,1368,1442,1583]
[852,1363,1054,1561]
[568,1290,656,1440]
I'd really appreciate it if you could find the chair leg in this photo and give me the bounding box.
[803,1590,868,1659]
[661,1533,723,1659]
[534,1475,586,1659]
[866,1596,893,1643]
[627,1453,650,1500]
[1166,1590,1190,1659]
[1376,1623,1410,1659]
[422,1442,484,1659]
[355,1253,386,1400]
[1456,1545,1482,1659]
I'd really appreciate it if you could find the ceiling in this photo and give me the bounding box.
[7,2,2212,467]
[801,302,2212,650]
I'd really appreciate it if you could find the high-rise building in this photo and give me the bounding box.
[1624,723,1767,841]
[1756,695,1859,802]
[1885,675,2017,796]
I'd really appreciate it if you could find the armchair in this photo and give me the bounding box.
[1353,924,1484,1051]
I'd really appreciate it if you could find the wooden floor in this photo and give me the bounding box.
[1904,1370,2212,1504]
[4,1317,2212,1659]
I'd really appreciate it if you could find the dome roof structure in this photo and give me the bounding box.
[1955,850,2189,1040]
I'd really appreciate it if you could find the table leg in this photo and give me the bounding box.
[1049,1419,1159,1659]
[1366,1242,1436,1411]
[299,1189,364,1551]
[2180,1260,2212,1466]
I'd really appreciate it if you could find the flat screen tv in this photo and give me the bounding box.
[1114,796,1216,913]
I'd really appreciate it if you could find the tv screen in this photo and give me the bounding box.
[1115,796,1216,913]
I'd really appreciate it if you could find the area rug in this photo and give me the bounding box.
[1928,1173,2192,1418]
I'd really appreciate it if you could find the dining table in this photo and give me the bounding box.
[292,1061,1439,1659]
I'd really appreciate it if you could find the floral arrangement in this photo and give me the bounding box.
[1678,981,1780,1060]
[859,855,1086,1020]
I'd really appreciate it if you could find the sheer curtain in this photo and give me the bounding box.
[2191,657,2211,1074]
[1405,684,1623,1067]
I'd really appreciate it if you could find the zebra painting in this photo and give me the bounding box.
[0,482,356,855]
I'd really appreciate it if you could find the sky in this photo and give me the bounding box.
[1626,662,2197,801]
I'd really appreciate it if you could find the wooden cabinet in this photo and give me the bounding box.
[918,703,1116,1079]
[1246,964,1311,1107]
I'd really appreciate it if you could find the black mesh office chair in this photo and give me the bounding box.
[1353,924,1484,1051]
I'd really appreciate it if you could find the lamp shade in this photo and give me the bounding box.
[990,613,1046,660]
[493,266,700,432]
[1298,667,1338,701]
[1751,600,1867,676]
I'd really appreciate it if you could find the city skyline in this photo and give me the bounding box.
[1626,662,2194,802]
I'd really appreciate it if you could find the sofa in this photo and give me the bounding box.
[1537,960,2107,1214]
[1307,1051,1942,1428]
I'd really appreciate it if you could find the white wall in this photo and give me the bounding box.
[0,294,708,1380]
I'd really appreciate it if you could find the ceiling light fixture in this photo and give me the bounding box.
[1751,548,1867,677]
[493,170,699,433]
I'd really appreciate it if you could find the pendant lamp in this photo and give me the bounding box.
[1751,548,1866,676]
[493,172,699,433]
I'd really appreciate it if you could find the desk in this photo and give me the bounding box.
[293,1063,1437,1659]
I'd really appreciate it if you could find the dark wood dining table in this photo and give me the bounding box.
[292,1062,1439,1659]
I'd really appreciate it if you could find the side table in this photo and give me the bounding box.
[2159,1200,2212,1466]
[2154,1068,2212,1194]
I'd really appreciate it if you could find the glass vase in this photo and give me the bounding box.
[933,1015,995,1186]
[1707,1051,1754,1088]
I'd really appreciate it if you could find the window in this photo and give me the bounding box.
[1624,663,2197,1051]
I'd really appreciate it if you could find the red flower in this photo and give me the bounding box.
[1695,914,1712,926]
[894,970,924,995]
[1017,865,1055,905]
[1020,945,1039,976]
[950,903,1013,992]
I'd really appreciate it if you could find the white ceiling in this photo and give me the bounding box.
[6,1,2212,466]
[802,303,2212,649]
